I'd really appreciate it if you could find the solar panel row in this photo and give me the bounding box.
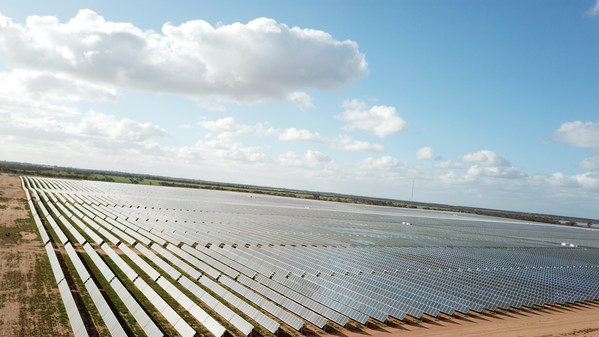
[25,176,599,337]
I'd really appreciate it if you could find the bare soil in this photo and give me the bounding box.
[0,174,72,337]
[329,303,599,337]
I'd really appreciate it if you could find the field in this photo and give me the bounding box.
[3,174,599,336]
[0,174,72,336]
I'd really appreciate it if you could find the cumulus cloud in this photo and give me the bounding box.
[306,150,332,164]
[555,121,599,150]
[337,99,407,138]
[435,160,465,169]
[331,135,384,152]
[537,172,599,191]
[1,107,168,160]
[0,70,117,102]
[287,92,314,109]
[467,165,526,179]
[203,139,267,163]
[0,10,367,104]
[355,156,421,181]
[64,111,168,142]
[416,146,434,160]
[277,150,333,169]
[199,117,242,133]
[278,128,325,142]
[461,150,510,167]
[197,118,325,143]
[436,150,525,180]
[580,156,599,171]
[358,156,403,170]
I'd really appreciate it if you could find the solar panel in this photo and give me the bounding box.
[64,242,90,284]
[84,278,127,337]
[27,176,599,335]
[44,242,65,284]
[109,277,163,337]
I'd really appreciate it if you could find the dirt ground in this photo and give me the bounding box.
[0,174,72,337]
[327,302,599,337]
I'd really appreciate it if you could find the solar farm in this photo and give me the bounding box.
[20,176,599,337]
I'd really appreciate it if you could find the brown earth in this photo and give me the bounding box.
[326,301,599,337]
[0,174,72,337]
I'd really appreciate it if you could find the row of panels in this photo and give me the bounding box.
[25,176,599,337]
[24,177,288,337]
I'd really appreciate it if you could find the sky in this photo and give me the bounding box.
[0,1,598,219]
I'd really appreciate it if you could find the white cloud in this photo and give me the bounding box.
[277,151,303,167]
[337,99,407,137]
[64,111,168,142]
[0,70,117,102]
[435,150,525,180]
[331,135,384,152]
[0,104,169,161]
[435,160,465,169]
[199,117,241,133]
[278,128,325,142]
[5,109,167,143]
[196,138,268,163]
[287,92,314,108]
[358,156,403,170]
[416,146,434,160]
[537,172,599,191]
[306,150,332,164]
[555,121,599,150]
[580,156,599,171]
[197,118,324,143]
[587,0,599,16]
[0,10,367,104]
[467,165,526,179]
[277,150,333,169]
[461,150,510,167]
[0,91,79,118]
[355,156,421,182]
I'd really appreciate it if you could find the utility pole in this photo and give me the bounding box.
[410,180,414,201]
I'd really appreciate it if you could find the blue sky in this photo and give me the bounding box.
[1,1,598,218]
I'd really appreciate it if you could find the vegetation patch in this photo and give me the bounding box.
[0,173,73,337]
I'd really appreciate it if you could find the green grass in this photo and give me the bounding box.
[105,250,177,336]
[78,250,147,337]
[123,252,214,337]
[61,251,109,336]
[0,195,71,336]
[0,217,34,244]
[24,255,72,337]
[29,199,102,335]
[33,197,142,335]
